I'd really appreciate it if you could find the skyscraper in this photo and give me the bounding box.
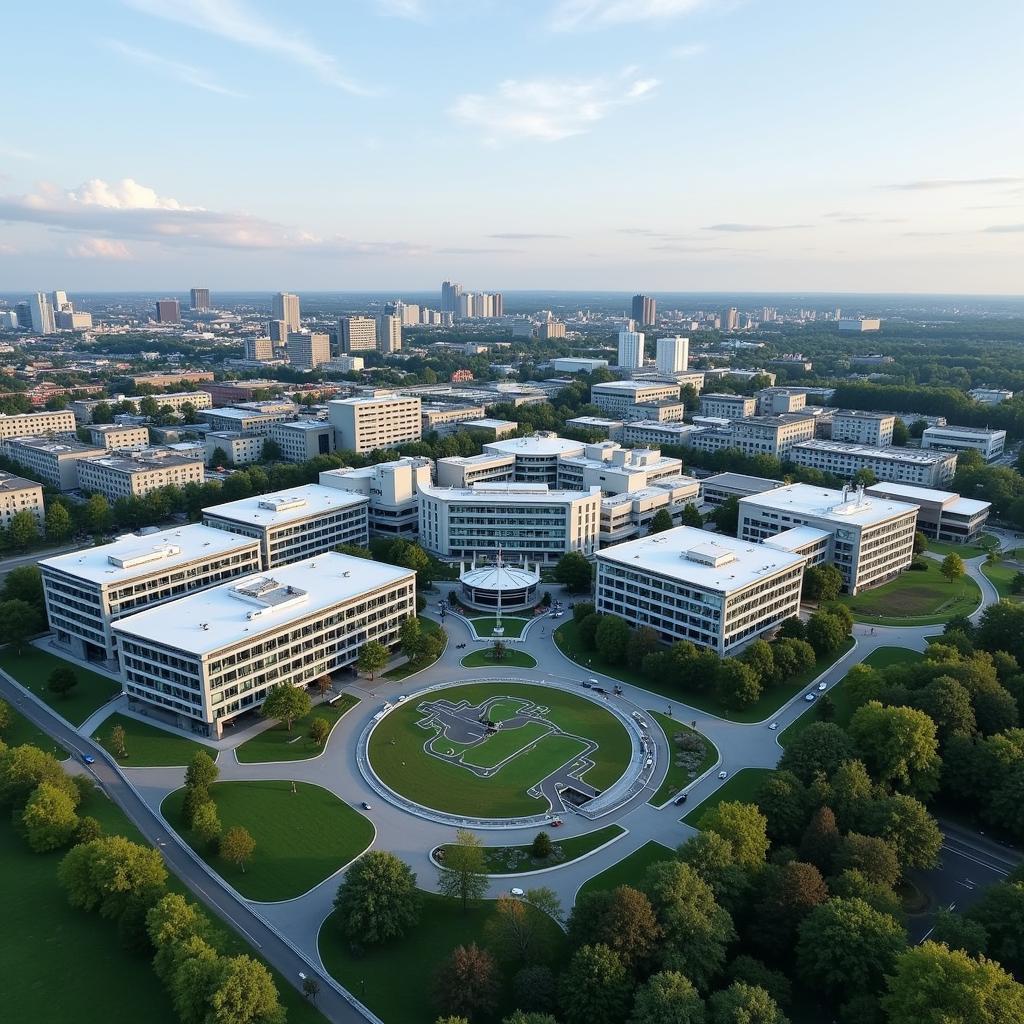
[29,293,55,334]
[492,293,504,318]
[340,316,377,353]
[272,292,301,333]
[155,299,181,323]
[287,332,330,370]
[631,294,656,326]
[190,288,211,311]
[51,290,71,312]
[441,280,462,314]
[376,314,402,354]
[457,293,475,318]
[723,307,739,331]
[617,329,645,370]
[268,320,288,343]
[14,302,32,328]
[655,336,689,375]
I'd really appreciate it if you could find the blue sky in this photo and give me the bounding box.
[1,0,1022,293]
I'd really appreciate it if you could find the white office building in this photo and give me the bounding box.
[328,394,422,453]
[266,420,336,462]
[865,482,991,545]
[689,415,817,458]
[968,388,1013,405]
[88,424,151,451]
[756,388,808,416]
[71,391,213,424]
[481,433,587,485]
[0,409,76,441]
[319,456,433,537]
[556,443,683,494]
[789,440,958,487]
[921,424,1006,461]
[2,438,106,490]
[699,394,757,420]
[41,525,262,665]
[620,421,705,447]
[436,451,516,488]
[590,380,681,416]
[551,358,609,373]
[113,553,416,737]
[272,292,301,333]
[339,316,377,353]
[596,528,806,655]
[617,329,645,370]
[0,471,45,528]
[76,451,205,500]
[29,292,56,334]
[599,478,702,546]
[205,432,264,466]
[831,410,896,447]
[376,314,402,354]
[700,472,784,508]
[287,332,331,370]
[655,337,689,375]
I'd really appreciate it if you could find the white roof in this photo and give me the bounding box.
[203,408,278,422]
[740,483,918,527]
[592,380,678,394]
[460,563,541,590]
[624,420,701,434]
[923,424,1006,438]
[112,552,414,655]
[864,482,956,504]
[272,419,331,432]
[793,440,955,465]
[763,526,832,552]
[485,434,586,457]
[203,483,368,528]
[567,416,624,426]
[420,482,600,504]
[598,526,806,593]
[40,525,259,586]
[461,418,517,429]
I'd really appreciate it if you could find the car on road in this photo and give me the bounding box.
[768,722,778,730]
[396,694,408,702]
[510,887,525,897]
[361,801,372,810]
[718,770,728,780]
[804,693,816,702]
[81,753,95,765]
[674,792,688,805]
[817,681,827,691]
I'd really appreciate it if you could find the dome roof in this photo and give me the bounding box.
[460,563,540,591]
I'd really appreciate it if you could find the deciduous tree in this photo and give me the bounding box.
[261,683,311,731]
[48,665,78,700]
[438,829,488,911]
[708,982,789,1024]
[849,701,941,799]
[629,970,705,1024]
[700,800,769,869]
[434,944,498,1021]
[554,550,593,593]
[941,552,966,583]
[357,640,389,680]
[309,717,330,746]
[559,944,632,1024]
[58,835,168,922]
[333,850,421,945]
[21,780,80,851]
[219,826,255,873]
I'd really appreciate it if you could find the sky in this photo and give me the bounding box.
[1,0,1023,294]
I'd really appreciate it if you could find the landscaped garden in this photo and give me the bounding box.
[162,780,373,901]
[835,558,981,625]
[647,711,718,805]
[469,615,530,638]
[0,647,120,725]
[576,840,676,898]
[235,693,359,763]
[367,681,631,817]
[439,823,625,874]
[0,703,67,757]
[95,712,210,767]
[925,534,999,558]
[384,618,447,681]
[981,559,1023,602]
[461,647,537,669]
[681,767,775,828]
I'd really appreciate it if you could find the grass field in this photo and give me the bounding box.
[926,534,999,558]
[461,720,555,768]
[319,892,567,1024]
[555,618,854,723]
[95,712,209,767]
[0,647,120,726]
[981,560,1023,602]
[368,682,631,817]
[835,559,981,625]
[441,823,626,874]
[469,616,529,638]
[461,648,537,668]
[648,711,718,805]
[0,706,68,757]
[162,780,373,901]
[384,619,447,681]
[577,840,676,899]
[682,768,774,827]
[1,786,325,1024]
[235,694,359,763]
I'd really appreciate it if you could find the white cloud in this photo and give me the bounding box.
[105,40,246,97]
[68,238,134,260]
[66,177,201,211]
[371,0,424,17]
[883,177,1024,191]
[550,0,710,31]
[705,223,813,232]
[451,69,658,143]
[670,42,707,58]
[123,0,374,94]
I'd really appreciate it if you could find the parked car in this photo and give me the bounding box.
[674,792,688,805]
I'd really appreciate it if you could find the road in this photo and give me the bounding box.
[0,543,81,579]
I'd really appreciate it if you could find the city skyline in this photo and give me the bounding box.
[1,0,1022,293]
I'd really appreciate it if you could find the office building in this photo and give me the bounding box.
[617,328,645,370]
[539,321,567,340]
[267,420,335,462]
[88,424,150,451]
[566,416,625,441]
[459,418,519,440]
[837,318,881,332]
[2,438,105,490]
[42,525,262,666]
[631,294,656,326]
[287,332,331,370]
[131,371,214,388]
[269,319,289,343]
[700,472,784,507]
[556,443,683,494]
[29,292,56,334]
[968,388,1013,405]
[190,288,211,311]
[71,391,212,424]
[421,403,487,437]
[723,307,740,332]
[324,355,365,373]
[55,310,93,330]
[690,415,816,458]
[436,452,516,488]
[551,357,608,373]
[699,393,757,419]
[441,280,462,314]
[272,292,301,333]
[206,432,263,466]
[620,421,704,447]
[419,482,601,564]
[201,408,287,435]
[591,380,680,415]
[831,410,895,447]
[113,552,415,737]
[339,316,377,354]
[0,471,45,528]
[328,394,422,453]
[320,456,433,537]
[1,310,20,330]
[155,299,181,324]
[482,433,586,485]
[376,314,402,354]
[244,337,275,361]
[864,482,991,544]
[789,440,958,487]
[599,478,702,546]
[203,484,369,568]
[921,424,1006,461]
[655,336,689,374]
[596,527,805,655]
[756,388,808,416]
[0,409,76,441]
[77,451,204,500]
[457,292,475,318]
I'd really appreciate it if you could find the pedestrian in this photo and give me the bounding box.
[667,705,673,717]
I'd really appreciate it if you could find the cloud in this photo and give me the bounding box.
[487,232,568,239]
[704,223,812,232]
[882,177,1024,191]
[122,0,374,94]
[105,39,246,97]
[68,238,134,260]
[0,146,38,161]
[451,69,658,143]
[437,246,526,254]
[983,224,1024,233]
[550,0,710,31]
[669,42,707,58]
[371,0,424,17]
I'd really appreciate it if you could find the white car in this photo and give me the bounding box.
[804,693,816,702]
[768,722,778,730]
[718,770,728,780]
[817,681,827,691]
[396,694,409,702]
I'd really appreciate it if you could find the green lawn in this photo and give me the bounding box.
[981,560,1023,602]
[162,780,374,901]
[835,560,981,625]
[0,647,120,726]
[440,824,626,875]
[926,534,999,558]
[384,619,447,680]
[368,682,632,817]
[461,648,537,669]
[682,768,775,827]
[95,712,210,767]
[319,892,567,1024]
[577,841,676,899]
[778,646,924,748]
[647,711,718,805]
[1,785,325,1024]
[235,694,359,763]
[0,706,68,757]
[469,616,530,638]
[555,618,854,723]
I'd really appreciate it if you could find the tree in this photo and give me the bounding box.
[756,770,811,846]
[83,492,113,534]
[941,552,966,583]
[433,944,498,1021]
[742,639,774,684]
[627,626,661,671]
[553,551,593,593]
[778,722,854,784]
[804,610,848,658]
[45,502,73,543]
[146,892,214,985]
[930,908,989,957]
[916,675,976,741]
[184,750,218,793]
[439,829,488,911]
[0,743,79,807]
[9,509,39,548]
[750,861,828,952]
[891,420,910,447]
[486,894,555,966]
[649,508,674,534]
[559,944,632,1024]
[309,717,330,746]
[835,834,900,887]
[261,683,311,731]
[0,598,44,653]
[333,850,421,945]
[715,659,762,710]
[109,722,128,759]
[849,701,941,799]
[192,953,285,1024]
[967,881,1024,973]
[502,1012,557,1024]
[315,674,333,699]
[709,982,788,1023]
[261,438,282,462]
[0,697,10,733]
[712,497,740,535]
[48,665,78,700]
[799,806,842,873]
[511,965,557,1014]
[572,601,596,624]
[681,503,704,529]
[567,885,661,972]
[882,942,1024,1024]
[802,565,843,603]
[2,565,44,611]
[208,446,229,469]
[400,617,425,662]
[630,970,705,1024]
[595,615,631,665]
[219,825,256,873]
[871,793,942,871]
[21,780,80,852]
[302,976,321,1005]
[58,835,168,921]
[913,530,928,554]
[531,831,552,859]
[357,640,389,680]
[191,800,222,848]
[701,801,769,869]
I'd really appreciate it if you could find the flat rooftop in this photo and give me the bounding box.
[740,483,918,526]
[592,380,679,393]
[701,393,754,402]
[202,408,279,421]
[272,419,332,432]
[923,424,1006,437]
[485,434,586,457]
[328,394,419,407]
[112,552,414,655]
[90,423,147,434]
[598,526,806,593]
[460,418,518,430]
[0,470,42,492]
[203,483,368,527]
[83,452,200,474]
[624,420,701,433]
[4,437,105,455]
[703,472,784,490]
[420,482,599,503]
[763,525,832,551]
[41,524,259,585]
[865,481,991,515]
[566,416,624,426]
[793,440,956,465]
[832,409,895,420]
